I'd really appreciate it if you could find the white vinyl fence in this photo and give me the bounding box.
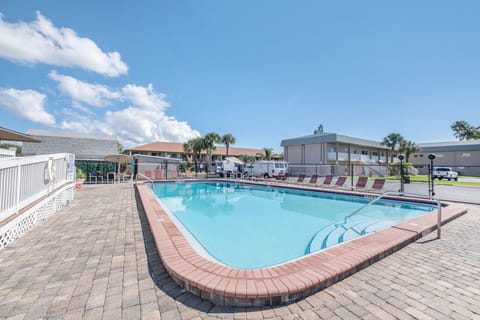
[0,148,16,158]
[0,153,74,223]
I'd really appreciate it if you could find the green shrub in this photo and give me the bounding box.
[76,167,86,179]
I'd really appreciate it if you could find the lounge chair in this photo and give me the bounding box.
[280,172,289,181]
[322,175,333,185]
[145,170,153,179]
[185,170,193,178]
[334,176,347,188]
[155,169,163,180]
[309,174,319,184]
[296,173,306,183]
[370,178,385,191]
[355,176,368,189]
[169,171,178,179]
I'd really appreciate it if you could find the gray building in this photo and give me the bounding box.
[410,140,480,176]
[22,130,120,180]
[281,130,390,166]
[280,128,391,177]
[22,129,118,160]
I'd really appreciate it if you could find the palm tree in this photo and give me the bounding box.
[262,147,273,160]
[183,141,193,163]
[400,140,419,162]
[381,133,404,162]
[221,133,236,157]
[202,132,221,168]
[185,137,204,173]
[451,120,480,140]
[117,143,124,154]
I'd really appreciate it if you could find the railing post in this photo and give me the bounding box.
[350,164,354,189]
[15,164,21,215]
[437,201,442,239]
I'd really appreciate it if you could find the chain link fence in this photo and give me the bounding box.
[134,159,480,203]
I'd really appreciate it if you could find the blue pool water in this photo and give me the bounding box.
[151,181,435,269]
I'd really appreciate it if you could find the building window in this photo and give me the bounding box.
[462,153,471,157]
[414,154,418,158]
[372,151,378,156]
[436,154,444,158]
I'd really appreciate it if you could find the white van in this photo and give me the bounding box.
[246,161,288,178]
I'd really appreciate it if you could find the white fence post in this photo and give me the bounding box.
[15,164,21,215]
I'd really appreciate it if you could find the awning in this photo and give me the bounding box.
[0,127,41,143]
[104,154,133,173]
[104,154,133,164]
[225,156,244,165]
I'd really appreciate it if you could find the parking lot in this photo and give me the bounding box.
[384,179,480,204]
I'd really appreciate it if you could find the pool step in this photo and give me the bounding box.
[307,219,384,254]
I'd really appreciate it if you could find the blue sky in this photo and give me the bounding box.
[1,1,479,151]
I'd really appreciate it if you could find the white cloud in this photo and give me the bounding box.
[53,75,200,147]
[104,106,200,147]
[0,88,55,125]
[49,70,120,107]
[0,11,128,77]
[121,84,169,111]
[71,101,94,115]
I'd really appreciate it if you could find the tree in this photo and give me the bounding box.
[399,140,419,162]
[221,133,236,157]
[117,143,124,154]
[451,120,480,141]
[381,133,405,162]
[183,141,193,163]
[184,137,204,172]
[202,132,221,165]
[262,147,273,160]
[0,143,22,156]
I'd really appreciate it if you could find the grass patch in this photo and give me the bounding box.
[386,175,480,187]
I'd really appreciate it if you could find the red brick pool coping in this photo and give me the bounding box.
[136,181,468,307]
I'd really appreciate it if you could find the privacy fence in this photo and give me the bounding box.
[0,153,75,250]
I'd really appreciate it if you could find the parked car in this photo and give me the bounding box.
[432,167,458,181]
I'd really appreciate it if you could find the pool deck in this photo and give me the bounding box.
[0,182,479,319]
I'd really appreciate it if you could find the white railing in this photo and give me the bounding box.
[0,153,74,222]
[0,148,16,159]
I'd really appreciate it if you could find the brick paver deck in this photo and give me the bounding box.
[0,183,479,319]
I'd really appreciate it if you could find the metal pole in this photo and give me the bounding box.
[400,159,404,193]
[430,159,435,196]
[350,163,354,189]
[437,201,442,239]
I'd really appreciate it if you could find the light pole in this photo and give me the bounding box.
[398,154,405,193]
[428,153,436,197]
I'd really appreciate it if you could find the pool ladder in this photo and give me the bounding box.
[305,191,442,254]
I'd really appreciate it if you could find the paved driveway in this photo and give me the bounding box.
[0,183,479,319]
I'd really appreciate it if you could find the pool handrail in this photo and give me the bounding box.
[343,190,442,239]
[306,191,443,254]
[138,172,158,190]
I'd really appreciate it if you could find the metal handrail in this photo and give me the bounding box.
[343,190,442,239]
[305,190,443,254]
[137,173,157,190]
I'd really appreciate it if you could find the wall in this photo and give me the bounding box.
[23,135,118,160]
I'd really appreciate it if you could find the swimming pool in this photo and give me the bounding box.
[151,181,435,269]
